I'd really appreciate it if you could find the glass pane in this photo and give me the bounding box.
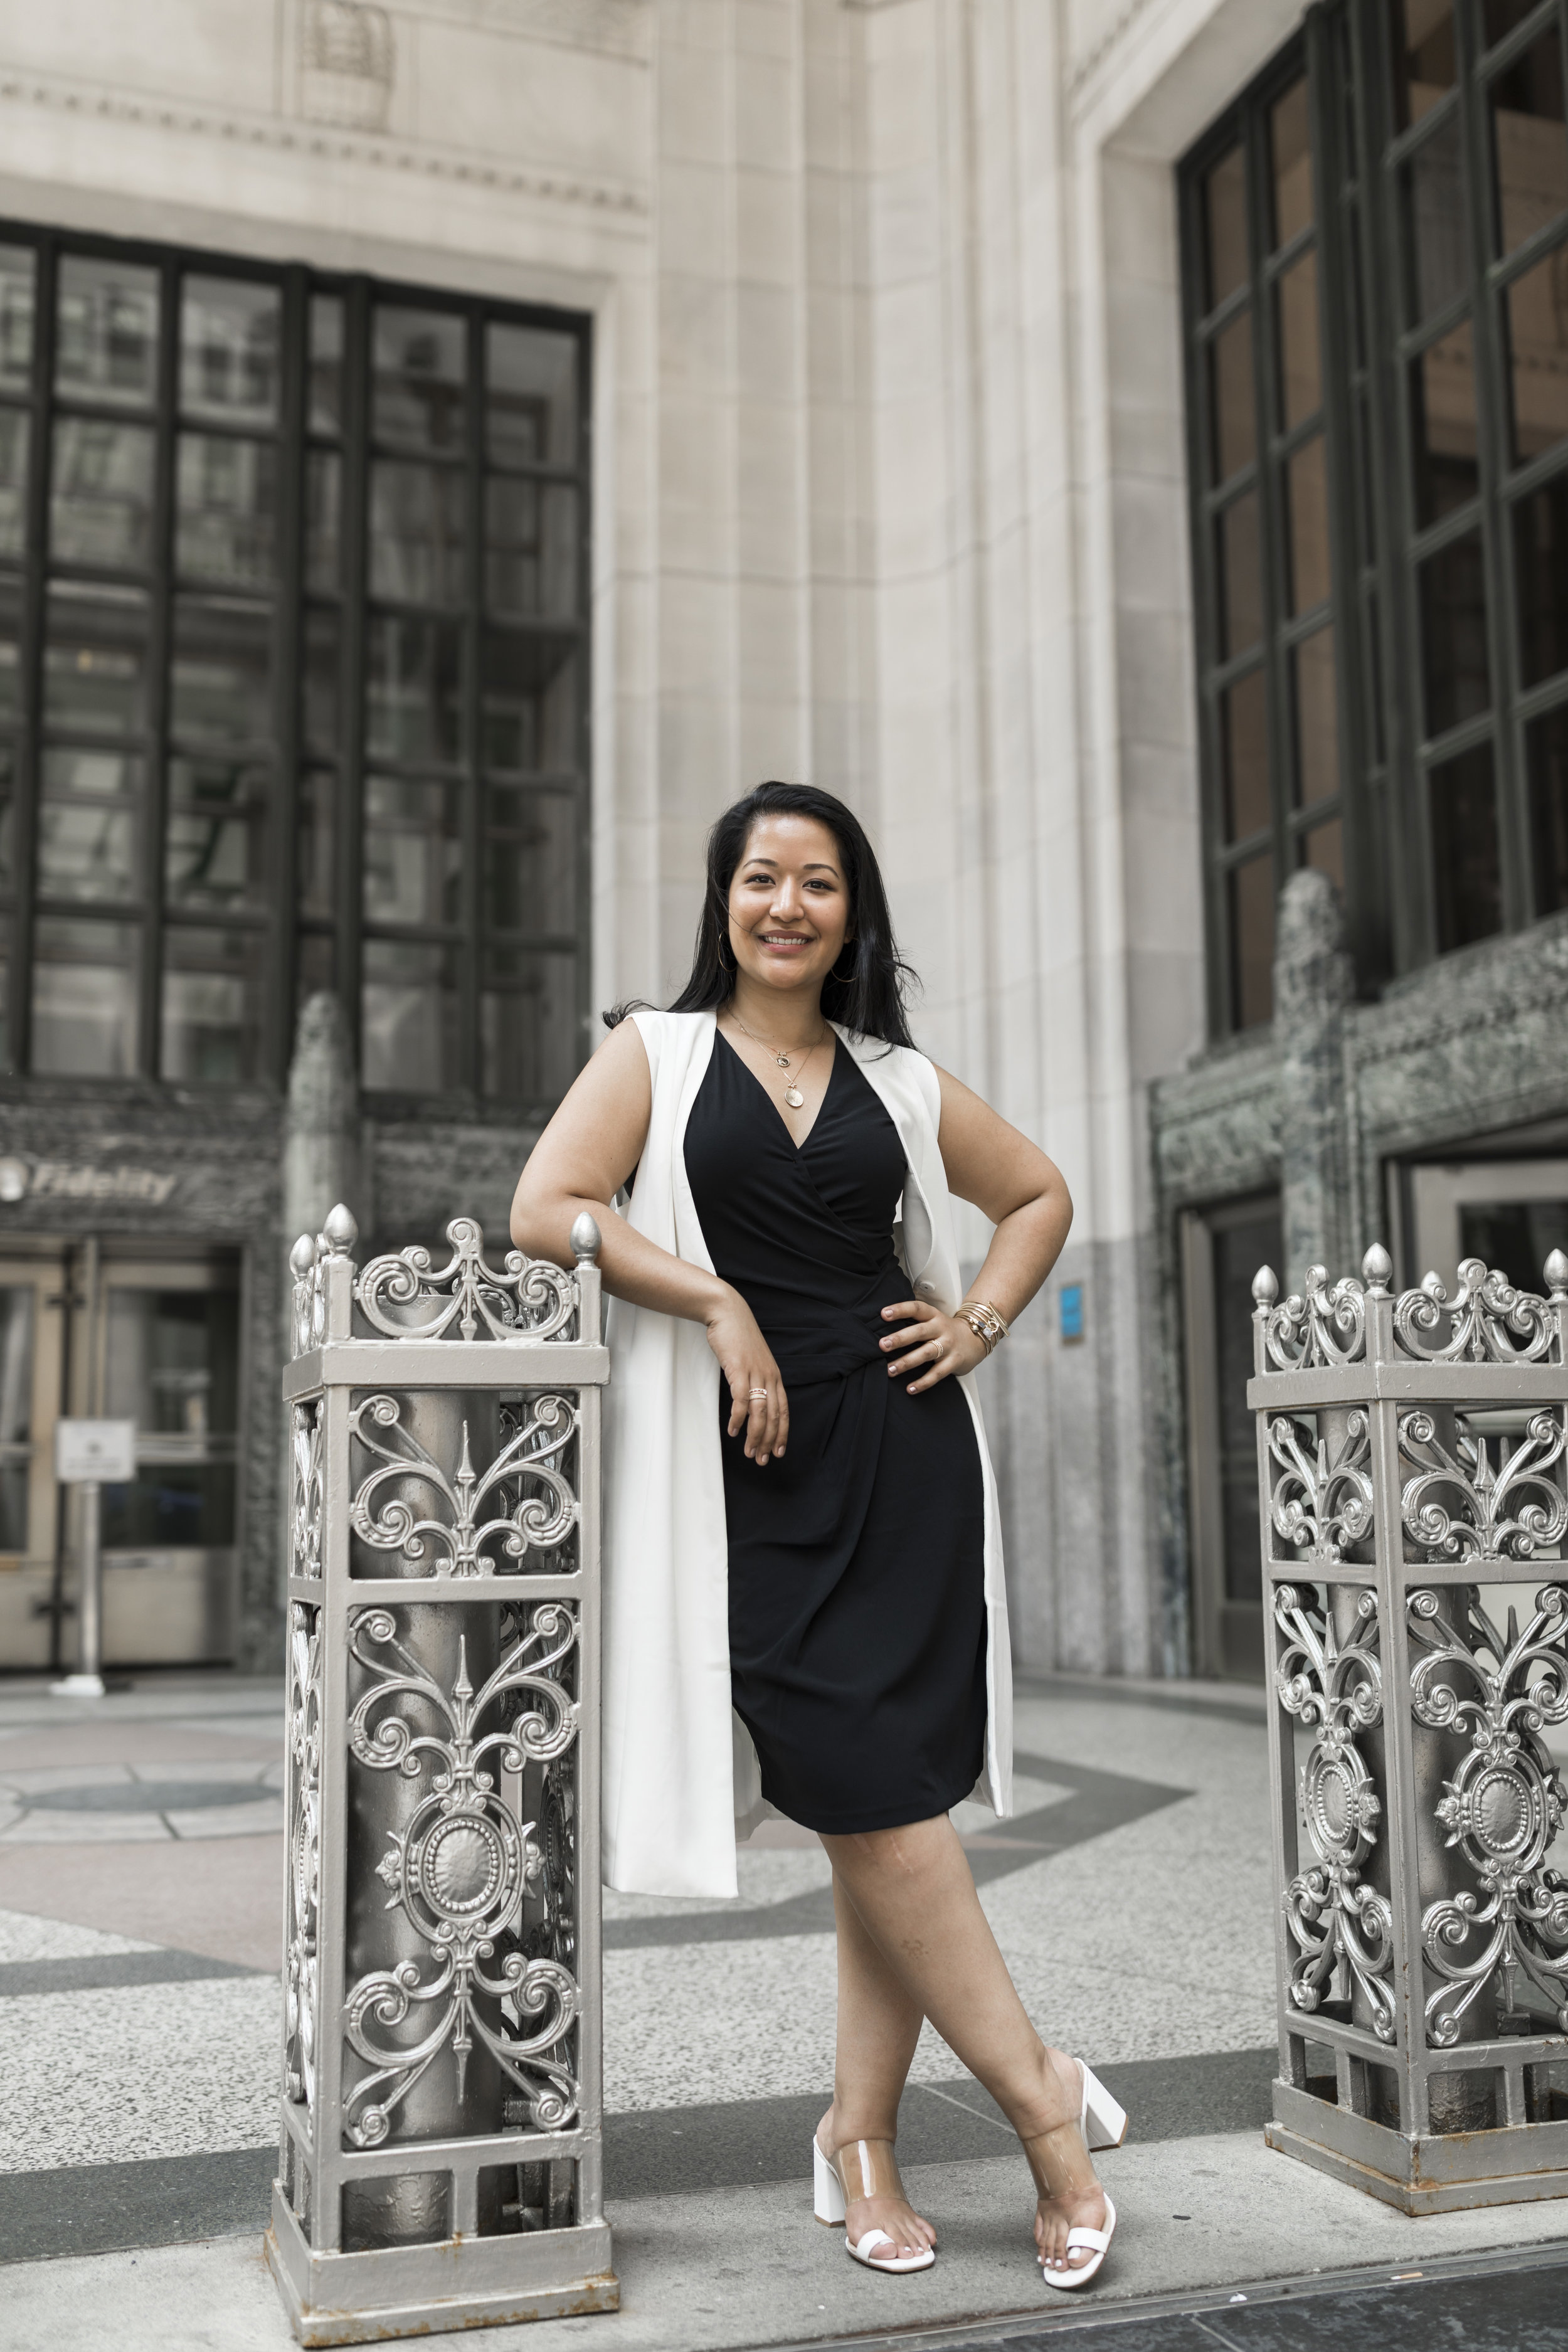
[169,600,272,746]
[1216,492,1263,657]
[297,770,335,919]
[103,1283,238,1436]
[303,607,339,754]
[1221,668,1270,842]
[0,408,27,559]
[176,434,277,589]
[362,937,459,1092]
[102,1463,235,1550]
[0,576,15,723]
[1293,626,1339,805]
[50,418,155,569]
[487,324,579,469]
[1271,80,1313,246]
[363,775,462,926]
[160,924,263,1083]
[1392,0,1458,128]
[373,307,466,454]
[0,1283,33,1550]
[484,786,578,936]
[1506,241,1568,460]
[31,916,138,1074]
[1304,817,1345,887]
[164,756,271,910]
[369,460,467,605]
[1402,112,1468,320]
[1228,854,1274,1029]
[297,928,334,1015]
[310,296,344,435]
[1411,317,1480,525]
[44,586,147,735]
[1513,472,1568,685]
[0,245,35,393]
[1209,310,1256,481]
[1429,741,1502,948]
[1276,252,1322,428]
[1490,26,1567,255]
[0,742,11,887]
[365,615,462,764]
[37,748,138,903]
[179,278,280,426]
[56,257,159,408]
[485,479,580,619]
[1526,700,1568,911]
[1286,436,1331,613]
[1418,528,1490,734]
[1460,1198,1568,1295]
[1485,1,1545,41]
[480,945,578,1105]
[482,630,577,771]
[305,451,341,595]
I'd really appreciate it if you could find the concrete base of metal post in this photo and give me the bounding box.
[266,2192,618,2347]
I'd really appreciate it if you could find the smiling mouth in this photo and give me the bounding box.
[758,933,812,950]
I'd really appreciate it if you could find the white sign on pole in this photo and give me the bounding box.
[55,1419,137,1483]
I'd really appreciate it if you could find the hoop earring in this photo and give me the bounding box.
[829,945,857,984]
[715,923,736,973]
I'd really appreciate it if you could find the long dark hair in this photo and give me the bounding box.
[620,782,918,1047]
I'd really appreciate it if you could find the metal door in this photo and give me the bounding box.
[0,1251,69,1670]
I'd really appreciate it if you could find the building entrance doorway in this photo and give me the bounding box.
[1182,1194,1283,1683]
[0,1241,241,1672]
[1405,1160,1568,1299]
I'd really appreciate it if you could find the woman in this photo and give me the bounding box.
[511,781,1124,2287]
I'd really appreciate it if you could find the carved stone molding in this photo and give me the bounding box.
[300,1,395,134]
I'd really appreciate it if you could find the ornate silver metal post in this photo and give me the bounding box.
[1255,1244,1568,2209]
[267,1207,617,2343]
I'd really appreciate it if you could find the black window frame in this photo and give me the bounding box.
[1180,0,1568,1037]
[0,219,592,1116]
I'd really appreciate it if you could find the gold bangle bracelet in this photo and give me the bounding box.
[956,1300,1009,1354]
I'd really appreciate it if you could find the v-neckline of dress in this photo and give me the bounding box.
[716,1024,840,1152]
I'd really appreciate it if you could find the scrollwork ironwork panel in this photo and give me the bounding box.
[284,1602,324,2118]
[1269,1412,1375,1564]
[291,1401,324,1581]
[349,1391,580,1577]
[1401,1409,1568,1565]
[356,1217,579,1344]
[1392,1259,1560,1367]
[342,1603,582,2150]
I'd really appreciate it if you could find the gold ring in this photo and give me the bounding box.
[748,1387,768,1399]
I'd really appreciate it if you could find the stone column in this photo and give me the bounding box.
[284,992,369,1245]
[1273,869,1353,1295]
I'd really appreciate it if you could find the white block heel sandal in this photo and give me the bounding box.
[812,2135,936,2274]
[1024,2058,1126,2292]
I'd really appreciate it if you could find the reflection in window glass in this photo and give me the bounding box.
[297,770,335,920]
[1429,741,1502,946]
[179,279,280,425]
[1276,250,1323,427]
[1507,242,1568,462]
[36,750,137,903]
[362,775,462,926]
[55,257,159,407]
[1489,28,1567,255]
[362,936,459,1091]
[170,599,272,746]
[1217,492,1263,657]
[303,607,340,755]
[309,296,344,436]
[485,480,579,620]
[1286,436,1331,612]
[482,631,575,772]
[373,308,466,454]
[1209,310,1256,480]
[0,246,34,392]
[1304,817,1345,886]
[164,758,271,909]
[1411,316,1480,524]
[31,916,139,1074]
[0,1283,34,1552]
[1228,854,1274,1029]
[1221,669,1270,841]
[50,419,155,569]
[1526,701,1568,911]
[103,1284,239,1436]
[0,410,28,558]
[1484,1,1544,43]
[484,787,577,936]
[1402,110,1468,320]
[369,460,466,607]
[480,944,578,1104]
[1293,627,1339,805]
[176,434,277,588]
[1392,0,1458,128]
[305,451,341,594]
[1417,527,1490,734]
[365,615,462,764]
[1271,79,1313,245]
[487,324,578,469]
[102,1463,236,1549]
[1513,475,1568,686]
[160,924,263,1083]
[0,577,15,724]
[44,586,147,736]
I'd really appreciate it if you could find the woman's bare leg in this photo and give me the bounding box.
[815,1870,935,2262]
[821,1814,1106,2272]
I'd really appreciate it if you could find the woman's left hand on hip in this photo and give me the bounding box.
[878,1299,988,1392]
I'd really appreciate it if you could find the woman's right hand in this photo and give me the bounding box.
[706,1290,789,1463]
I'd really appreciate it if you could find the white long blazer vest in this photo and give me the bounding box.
[600,1008,1014,1897]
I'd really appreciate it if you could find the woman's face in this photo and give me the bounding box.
[726,814,850,1000]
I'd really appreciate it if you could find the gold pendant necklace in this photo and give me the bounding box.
[729,1009,826,1110]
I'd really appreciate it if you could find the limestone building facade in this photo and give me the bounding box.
[0,0,1562,1683]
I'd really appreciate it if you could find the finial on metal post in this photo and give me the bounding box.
[321,1203,359,1259]
[1546,1249,1568,1300]
[1252,1265,1279,1310]
[1362,1242,1393,1296]
[289,1233,318,1279]
[570,1212,602,1266]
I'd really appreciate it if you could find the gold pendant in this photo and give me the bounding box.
[783,1086,805,1108]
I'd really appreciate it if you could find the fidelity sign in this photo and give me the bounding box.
[0,1157,177,1205]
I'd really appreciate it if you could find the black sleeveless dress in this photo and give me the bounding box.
[683,1029,987,1834]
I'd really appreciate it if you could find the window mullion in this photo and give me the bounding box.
[1247,109,1294,960]
[336,277,371,1071]
[9,233,56,1074]
[268,265,309,1089]
[1179,149,1234,1039]
[138,255,180,1078]
[460,307,483,1101]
